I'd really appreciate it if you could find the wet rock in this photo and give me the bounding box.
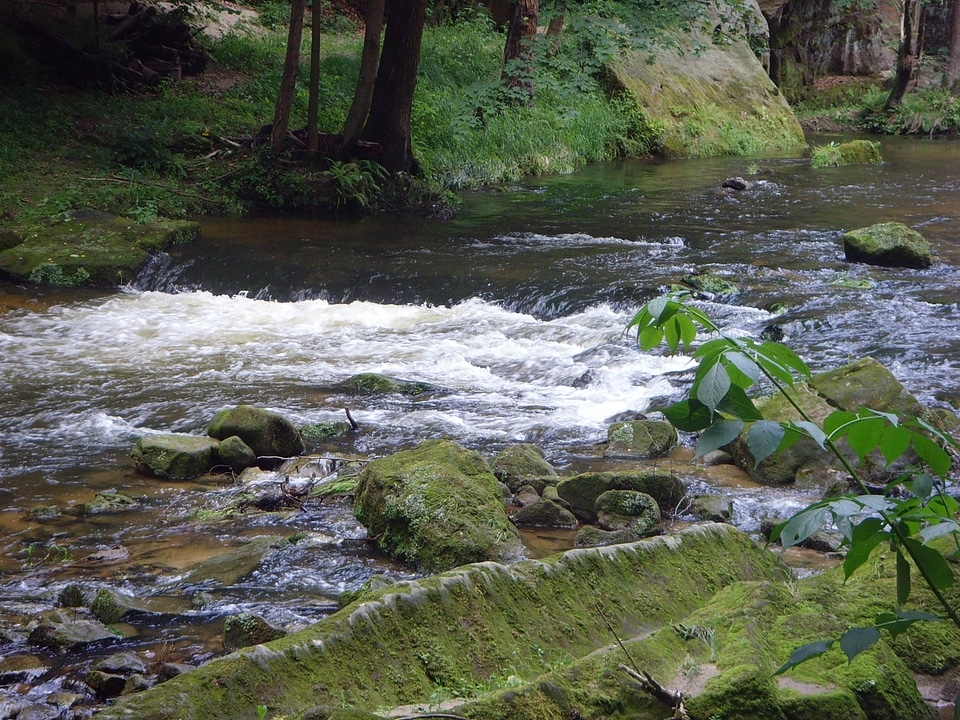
[811,356,925,419]
[23,505,60,522]
[336,372,437,396]
[47,693,84,713]
[156,663,195,683]
[0,210,200,287]
[66,490,140,516]
[27,608,118,650]
[843,221,932,269]
[354,439,523,572]
[490,443,558,493]
[13,704,60,720]
[594,490,661,535]
[0,654,48,683]
[698,449,735,466]
[0,700,27,719]
[216,435,257,473]
[85,546,131,563]
[604,419,678,458]
[122,674,153,694]
[175,535,287,589]
[512,484,541,507]
[721,176,750,190]
[93,651,148,676]
[300,421,354,444]
[131,433,220,480]
[689,494,734,523]
[512,499,579,530]
[223,612,288,650]
[85,669,128,697]
[557,471,686,523]
[58,584,94,608]
[91,588,148,624]
[573,525,642,548]
[679,270,739,297]
[811,139,882,168]
[206,405,304,458]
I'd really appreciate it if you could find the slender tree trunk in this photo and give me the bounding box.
[945,0,960,94]
[340,0,385,157]
[501,0,538,105]
[307,0,321,154]
[885,0,921,110]
[360,0,427,174]
[545,12,564,57]
[271,0,306,154]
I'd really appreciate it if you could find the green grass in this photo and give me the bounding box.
[0,13,658,223]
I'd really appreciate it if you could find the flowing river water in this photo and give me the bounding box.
[1,135,960,714]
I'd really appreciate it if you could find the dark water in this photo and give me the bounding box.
[1,135,959,714]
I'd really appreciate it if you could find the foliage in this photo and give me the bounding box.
[321,160,386,210]
[629,292,960,675]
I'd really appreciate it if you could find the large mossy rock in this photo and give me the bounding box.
[811,139,882,168]
[131,433,220,480]
[843,222,933,268]
[811,356,925,418]
[490,443,558,493]
[556,471,686,522]
[0,210,200,287]
[206,405,304,458]
[27,608,119,651]
[604,0,805,158]
[594,490,661,536]
[353,439,522,571]
[90,524,788,720]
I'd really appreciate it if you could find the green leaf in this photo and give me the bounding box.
[842,518,888,579]
[664,316,681,354]
[693,337,734,361]
[897,548,911,604]
[876,610,942,639]
[758,341,810,378]
[903,537,955,590]
[662,399,714,432]
[774,640,834,675]
[695,420,744,458]
[779,506,827,549]
[908,473,934,501]
[696,360,731,412]
[919,520,960,544]
[723,351,760,389]
[747,420,785,467]
[879,425,912,467]
[716,384,764,421]
[865,409,900,426]
[646,296,669,323]
[912,433,952,478]
[839,626,881,662]
[824,410,858,437]
[639,324,664,351]
[845,416,886,461]
[792,420,827,449]
[675,312,698,350]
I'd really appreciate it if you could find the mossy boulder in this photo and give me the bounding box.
[556,471,686,522]
[206,405,304,458]
[594,490,661,536]
[490,443,558,493]
[89,524,787,720]
[131,434,220,480]
[27,608,119,650]
[679,270,739,297]
[353,439,522,571]
[604,419,678,458]
[0,210,200,287]
[216,435,257,473]
[843,222,933,269]
[604,1,804,158]
[811,139,883,168]
[811,356,925,419]
[66,490,140,516]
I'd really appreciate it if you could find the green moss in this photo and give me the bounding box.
[339,373,434,396]
[810,140,882,168]
[842,222,933,269]
[490,444,557,493]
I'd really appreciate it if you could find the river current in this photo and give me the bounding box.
[1,135,959,712]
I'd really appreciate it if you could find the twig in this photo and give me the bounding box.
[345,407,359,430]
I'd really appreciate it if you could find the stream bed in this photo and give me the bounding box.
[1,135,960,716]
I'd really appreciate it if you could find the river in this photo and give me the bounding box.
[1,136,959,714]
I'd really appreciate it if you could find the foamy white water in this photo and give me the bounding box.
[0,290,705,477]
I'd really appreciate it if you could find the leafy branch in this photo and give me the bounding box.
[629,292,960,673]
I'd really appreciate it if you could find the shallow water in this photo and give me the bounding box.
[1,135,959,712]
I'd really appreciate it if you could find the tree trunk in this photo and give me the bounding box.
[340,0,385,157]
[271,0,306,154]
[946,0,960,94]
[885,0,921,110]
[307,0,321,154]
[501,0,538,105]
[545,12,564,57]
[360,0,427,174]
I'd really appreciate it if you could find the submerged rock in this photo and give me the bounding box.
[27,608,119,650]
[131,433,219,480]
[843,222,932,268]
[336,373,436,396]
[353,439,523,571]
[512,498,579,530]
[206,405,305,458]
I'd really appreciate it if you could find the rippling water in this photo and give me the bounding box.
[1,135,959,710]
